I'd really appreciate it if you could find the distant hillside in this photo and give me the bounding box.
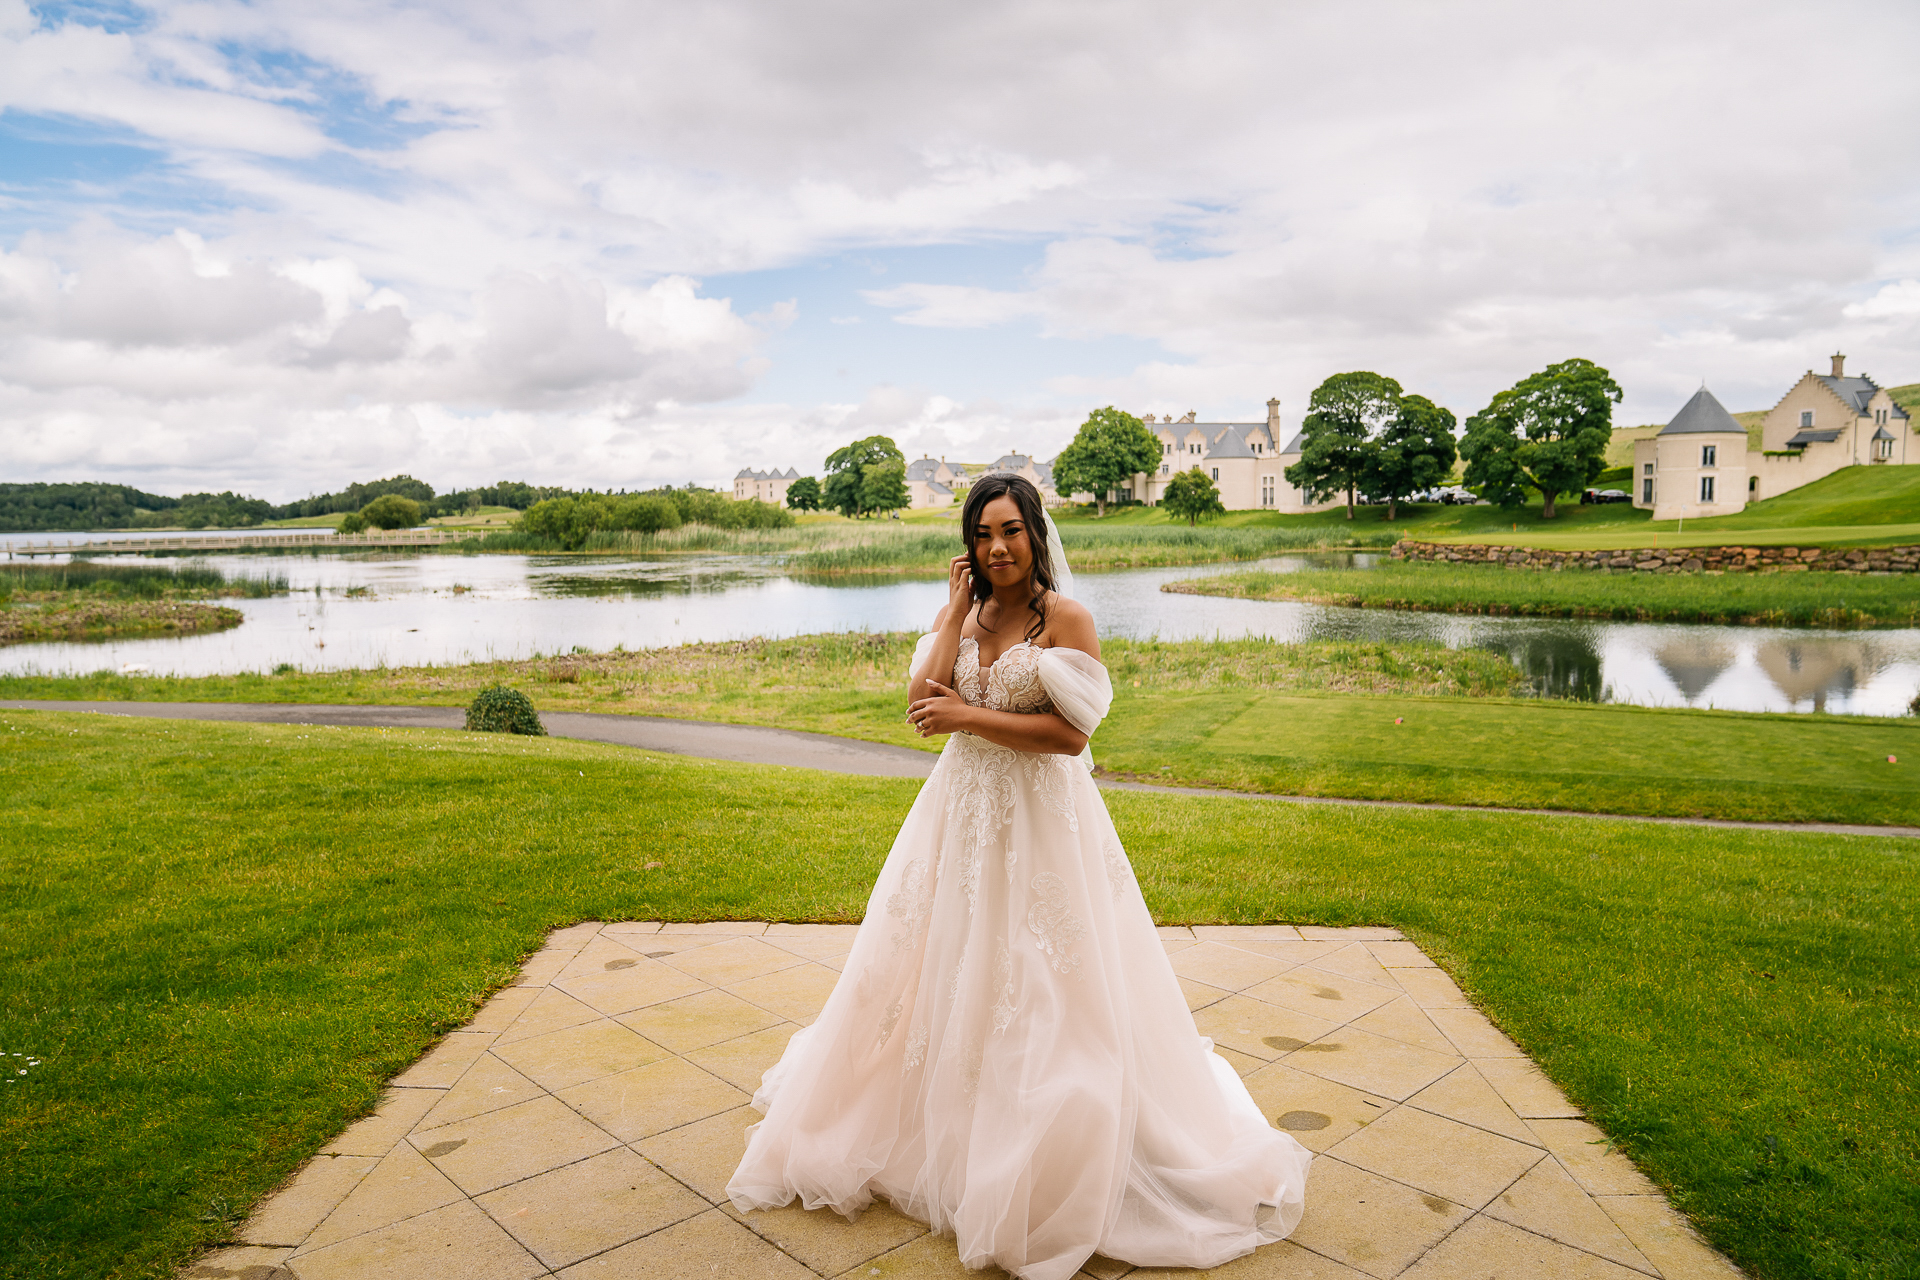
[1889,382,1920,418]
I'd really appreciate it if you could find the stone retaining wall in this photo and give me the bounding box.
[1390,540,1920,574]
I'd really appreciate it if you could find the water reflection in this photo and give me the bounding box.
[1753,639,1883,713]
[1651,639,1737,703]
[1481,631,1607,702]
[3,550,1917,717]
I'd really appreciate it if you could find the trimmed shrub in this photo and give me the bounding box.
[337,512,367,535]
[465,685,547,735]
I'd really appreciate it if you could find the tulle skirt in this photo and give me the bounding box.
[726,733,1311,1280]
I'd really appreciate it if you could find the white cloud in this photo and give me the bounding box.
[1,0,1917,493]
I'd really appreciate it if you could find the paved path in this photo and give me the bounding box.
[9,700,1916,838]
[187,923,1745,1279]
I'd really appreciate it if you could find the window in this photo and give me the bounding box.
[1701,444,1716,467]
[1162,443,1170,455]
[1253,441,1263,454]
[1878,437,1894,460]
[1211,467,1220,481]
[1642,462,1654,475]
[1700,476,1715,502]
[1261,475,1275,506]
[1801,410,1814,428]
[1160,463,1170,476]
[1642,478,1654,504]
[1190,443,1200,455]
[1749,475,1757,494]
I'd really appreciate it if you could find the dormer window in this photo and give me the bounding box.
[1801,410,1814,428]
[1701,445,1716,467]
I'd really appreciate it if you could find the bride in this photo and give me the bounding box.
[727,474,1311,1279]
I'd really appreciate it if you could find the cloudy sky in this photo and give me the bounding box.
[3,0,1918,501]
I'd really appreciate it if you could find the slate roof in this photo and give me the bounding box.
[1786,429,1843,447]
[1873,425,1896,441]
[1659,387,1746,436]
[906,458,944,481]
[735,467,799,481]
[1815,373,1910,419]
[1204,426,1257,459]
[986,454,1054,486]
[1279,433,1307,455]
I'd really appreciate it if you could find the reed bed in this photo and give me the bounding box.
[1168,561,1920,628]
[1,559,288,600]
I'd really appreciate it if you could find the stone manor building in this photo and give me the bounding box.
[1634,355,1914,520]
[1099,400,1339,513]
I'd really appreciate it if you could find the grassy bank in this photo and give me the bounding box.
[0,562,285,645]
[1166,562,1920,628]
[0,600,244,645]
[8,633,1920,826]
[0,634,1521,753]
[1,712,1913,1279]
[1429,468,1920,551]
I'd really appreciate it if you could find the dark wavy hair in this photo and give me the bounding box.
[961,473,1056,642]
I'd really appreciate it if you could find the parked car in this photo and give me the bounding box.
[1435,486,1477,505]
[1582,488,1632,505]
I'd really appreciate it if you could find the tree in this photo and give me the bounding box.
[1161,468,1226,526]
[1460,359,1622,519]
[1051,407,1162,517]
[861,458,910,517]
[359,494,422,529]
[1362,394,1458,521]
[822,436,905,518]
[337,512,367,535]
[1283,372,1404,519]
[786,476,822,511]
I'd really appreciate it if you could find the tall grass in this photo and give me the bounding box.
[1,559,287,600]
[786,522,1401,575]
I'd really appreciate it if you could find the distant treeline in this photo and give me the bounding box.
[0,477,740,532]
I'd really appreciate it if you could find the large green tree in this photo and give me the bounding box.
[861,458,910,516]
[822,436,906,518]
[1460,358,1623,519]
[1362,394,1459,521]
[1161,467,1226,526]
[1051,407,1162,517]
[1283,372,1404,519]
[785,476,821,511]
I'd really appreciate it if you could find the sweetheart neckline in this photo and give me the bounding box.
[960,635,1038,681]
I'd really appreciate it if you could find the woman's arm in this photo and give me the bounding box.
[909,685,1089,756]
[908,555,973,704]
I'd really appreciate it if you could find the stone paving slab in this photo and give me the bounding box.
[185,924,1747,1280]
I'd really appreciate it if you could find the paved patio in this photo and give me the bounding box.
[189,923,1745,1280]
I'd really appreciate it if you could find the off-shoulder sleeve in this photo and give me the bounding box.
[1036,646,1113,736]
[908,633,942,684]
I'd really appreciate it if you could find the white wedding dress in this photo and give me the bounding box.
[727,636,1311,1279]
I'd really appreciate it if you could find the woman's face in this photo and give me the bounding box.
[972,494,1033,590]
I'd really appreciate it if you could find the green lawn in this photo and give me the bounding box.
[1166,561,1920,628]
[1094,690,1920,827]
[1428,467,1920,551]
[9,633,1918,827]
[0,712,1913,1279]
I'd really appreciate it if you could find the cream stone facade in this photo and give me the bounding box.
[905,457,968,508]
[1634,355,1914,520]
[1101,399,1339,512]
[732,467,799,505]
[1631,388,1751,520]
[981,453,1063,506]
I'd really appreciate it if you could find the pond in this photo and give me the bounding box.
[4,551,1918,717]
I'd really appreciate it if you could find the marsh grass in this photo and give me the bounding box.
[1170,562,1920,628]
[0,561,287,601]
[0,712,1912,1278]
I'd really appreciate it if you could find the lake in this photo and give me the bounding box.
[5,550,1918,717]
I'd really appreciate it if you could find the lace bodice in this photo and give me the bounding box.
[954,638,1056,716]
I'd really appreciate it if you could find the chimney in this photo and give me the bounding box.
[1832,352,1846,378]
[1181,411,1196,423]
[1266,398,1281,430]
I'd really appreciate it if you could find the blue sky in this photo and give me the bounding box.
[1,0,1917,498]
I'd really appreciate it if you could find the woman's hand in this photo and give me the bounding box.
[942,555,973,632]
[907,679,972,739]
